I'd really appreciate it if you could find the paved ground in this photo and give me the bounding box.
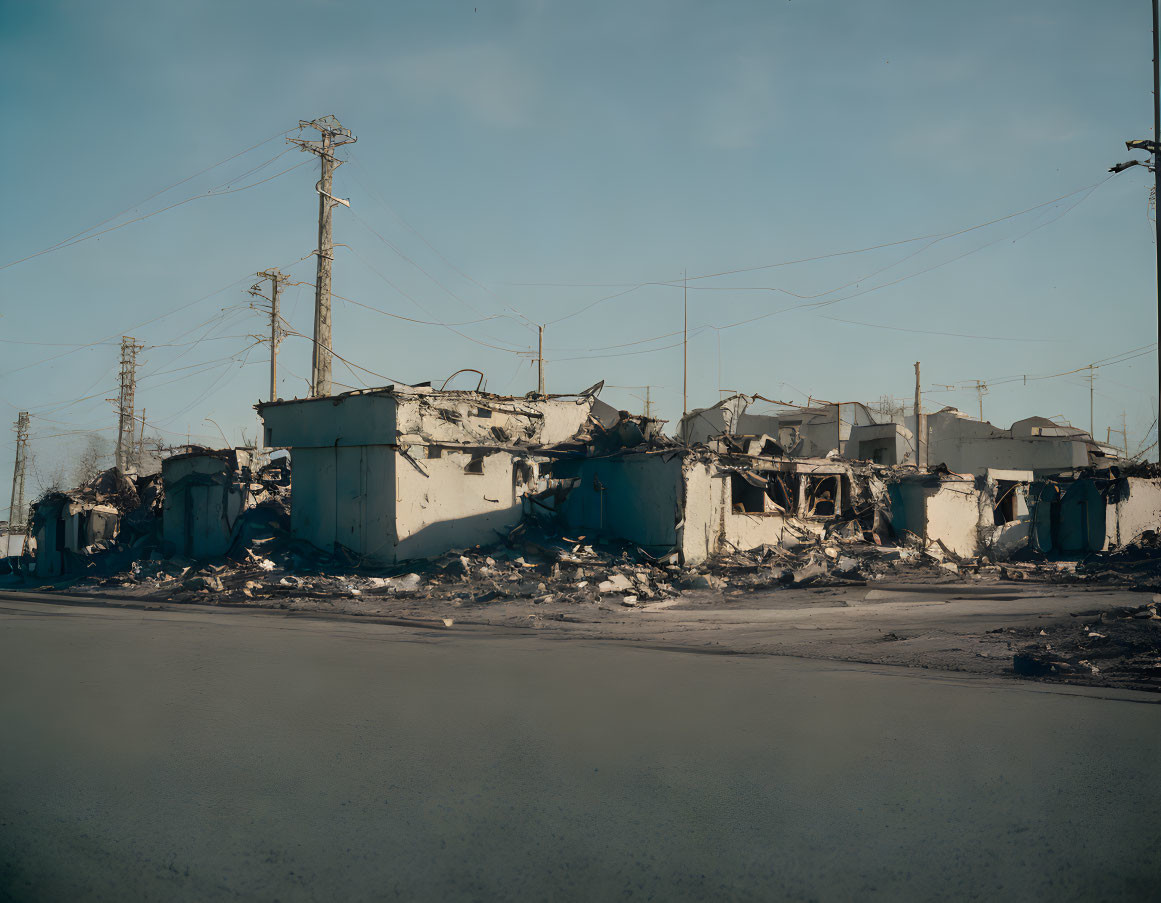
[0,598,1157,901]
[11,577,1152,687]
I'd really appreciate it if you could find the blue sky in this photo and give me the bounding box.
[1,0,1157,499]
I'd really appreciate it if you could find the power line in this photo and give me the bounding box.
[819,315,1058,343]
[518,176,1112,290]
[281,328,407,385]
[342,245,532,353]
[0,251,315,381]
[538,176,1111,331]
[0,157,310,271]
[12,127,296,265]
[350,208,490,319]
[346,157,506,317]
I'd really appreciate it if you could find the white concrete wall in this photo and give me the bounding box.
[261,393,399,449]
[393,448,528,562]
[263,389,593,451]
[923,484,982,558]
[290,444,397,562]
[396,394,592,447]
[679,402,742,444]
[679,459,718,564]
[0,534,26,557]
[920,411,1091,476]
[1106,477,1161,549]
[84,506,120,547]
[889,479,982,558]
[691,464,827,564]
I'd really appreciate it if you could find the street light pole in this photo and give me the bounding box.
[1153,0,1160,429]
[1108,0,1161,460]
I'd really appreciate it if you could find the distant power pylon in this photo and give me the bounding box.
[8,411,29,531]
[113,336,143,472]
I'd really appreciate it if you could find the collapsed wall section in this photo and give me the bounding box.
[553,453,687,556]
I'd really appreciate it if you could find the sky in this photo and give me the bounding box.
[1,0,1158,506]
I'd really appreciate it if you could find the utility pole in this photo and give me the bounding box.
[1089,364,1096,438]
[974,379,987,422]
[113,336,141,473]
[537,325,545,395]
[644,385,652,420]
[1106,1,1160,454]
[914,362,924,469]
[251,269,286,402]
[289,116,356,398]
[8,412,29,532]
[682,270,688,417]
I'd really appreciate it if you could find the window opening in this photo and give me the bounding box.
[993,481,1019,525]
[805,475,838,517]
[731,472,767,513]
[765,472,798,512]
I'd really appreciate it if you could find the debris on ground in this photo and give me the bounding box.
[1008,600,1161,688]
[1074,531,1161,590]
[21,508,1017,617]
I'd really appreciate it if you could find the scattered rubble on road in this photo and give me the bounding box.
[9,511,1051,616]
[1074,530,1161,590]
[1007,599,1161,688]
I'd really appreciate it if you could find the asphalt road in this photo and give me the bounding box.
[1,599,1157,902]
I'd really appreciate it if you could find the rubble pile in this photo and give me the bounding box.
[53,513,1012,614]
[115,527,688,610]
[1009,600,1161,687]
[1074,530,1161,590]
[702,534,966,589]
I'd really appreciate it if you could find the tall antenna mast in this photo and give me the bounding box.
[113,337,142,472]
[289,115,356,398]
[8,412,29,532]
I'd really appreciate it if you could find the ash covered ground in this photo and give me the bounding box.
[6,514,1160,693]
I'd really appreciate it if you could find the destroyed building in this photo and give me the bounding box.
[888,468,1034,560]
[257,385,600,566]
[549,435,890,565]
[248,379,1147,570]
[161,447,279,559]
[1028,468,1161,555]
[913,408,1121,477]
[680,394,1121,477]
[678,395,886,459]
[29,468,144,577]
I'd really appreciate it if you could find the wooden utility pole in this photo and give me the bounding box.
[914,362,924,469]
[1088,364,1096,438]
[682,270,688,416]
[289,116,356,398]
[251,269,286,402]
[645,385,652,420]
[537,325,545,395]
[113,337,141,472]
[8,412,29,532]
[974,379,987,422]
[1155,0,1160,442]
